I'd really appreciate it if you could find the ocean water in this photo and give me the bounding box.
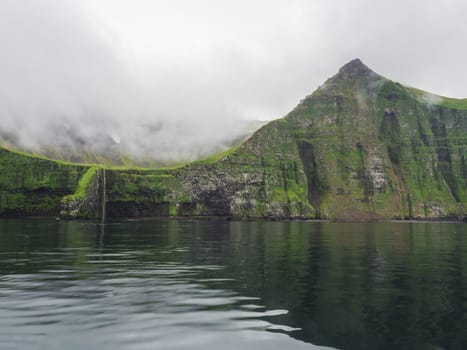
[0,219,466,349]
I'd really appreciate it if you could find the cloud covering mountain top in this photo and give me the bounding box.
[1,0,467,163]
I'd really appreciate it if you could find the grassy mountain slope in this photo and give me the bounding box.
[1,59,466,220]
[153,59,466,220]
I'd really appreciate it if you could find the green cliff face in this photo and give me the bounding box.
[0,148,87,216]
[161,59,466,220]
[1,59,466,220]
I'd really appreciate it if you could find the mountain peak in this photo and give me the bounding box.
[336,58,375,80]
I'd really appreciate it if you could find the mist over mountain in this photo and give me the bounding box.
[2,0,467,166]
[0,119,261,166]
[0,0,255,165]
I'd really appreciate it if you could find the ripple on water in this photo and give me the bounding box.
[0,256,329,350]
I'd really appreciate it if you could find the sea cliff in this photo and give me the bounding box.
[1,60,466,220]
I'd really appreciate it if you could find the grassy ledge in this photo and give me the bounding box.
[62,167,99,201]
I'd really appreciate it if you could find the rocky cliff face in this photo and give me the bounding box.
[154,59,466,220]
[60,167,104,219]
[1,59,466,220]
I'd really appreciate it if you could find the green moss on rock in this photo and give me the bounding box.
[0,148,88,216]
[1,59,466,221]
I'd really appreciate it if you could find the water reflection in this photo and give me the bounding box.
[0,219,331,350]
[1,219,466,349]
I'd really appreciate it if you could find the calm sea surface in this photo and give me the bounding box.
[0,219,466,350]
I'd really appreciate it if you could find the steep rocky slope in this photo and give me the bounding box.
[150,58,466,220]
[1,59,466,220]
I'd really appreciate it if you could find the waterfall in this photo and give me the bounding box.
[101,168,106,224]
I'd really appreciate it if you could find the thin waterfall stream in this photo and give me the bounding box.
[101,168,106,224]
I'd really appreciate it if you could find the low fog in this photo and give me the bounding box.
[1,0,467,164]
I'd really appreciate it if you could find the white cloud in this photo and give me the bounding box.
[1,0,467,162]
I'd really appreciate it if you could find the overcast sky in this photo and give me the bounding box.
[1,0,466,159]
[82,0,467,116]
